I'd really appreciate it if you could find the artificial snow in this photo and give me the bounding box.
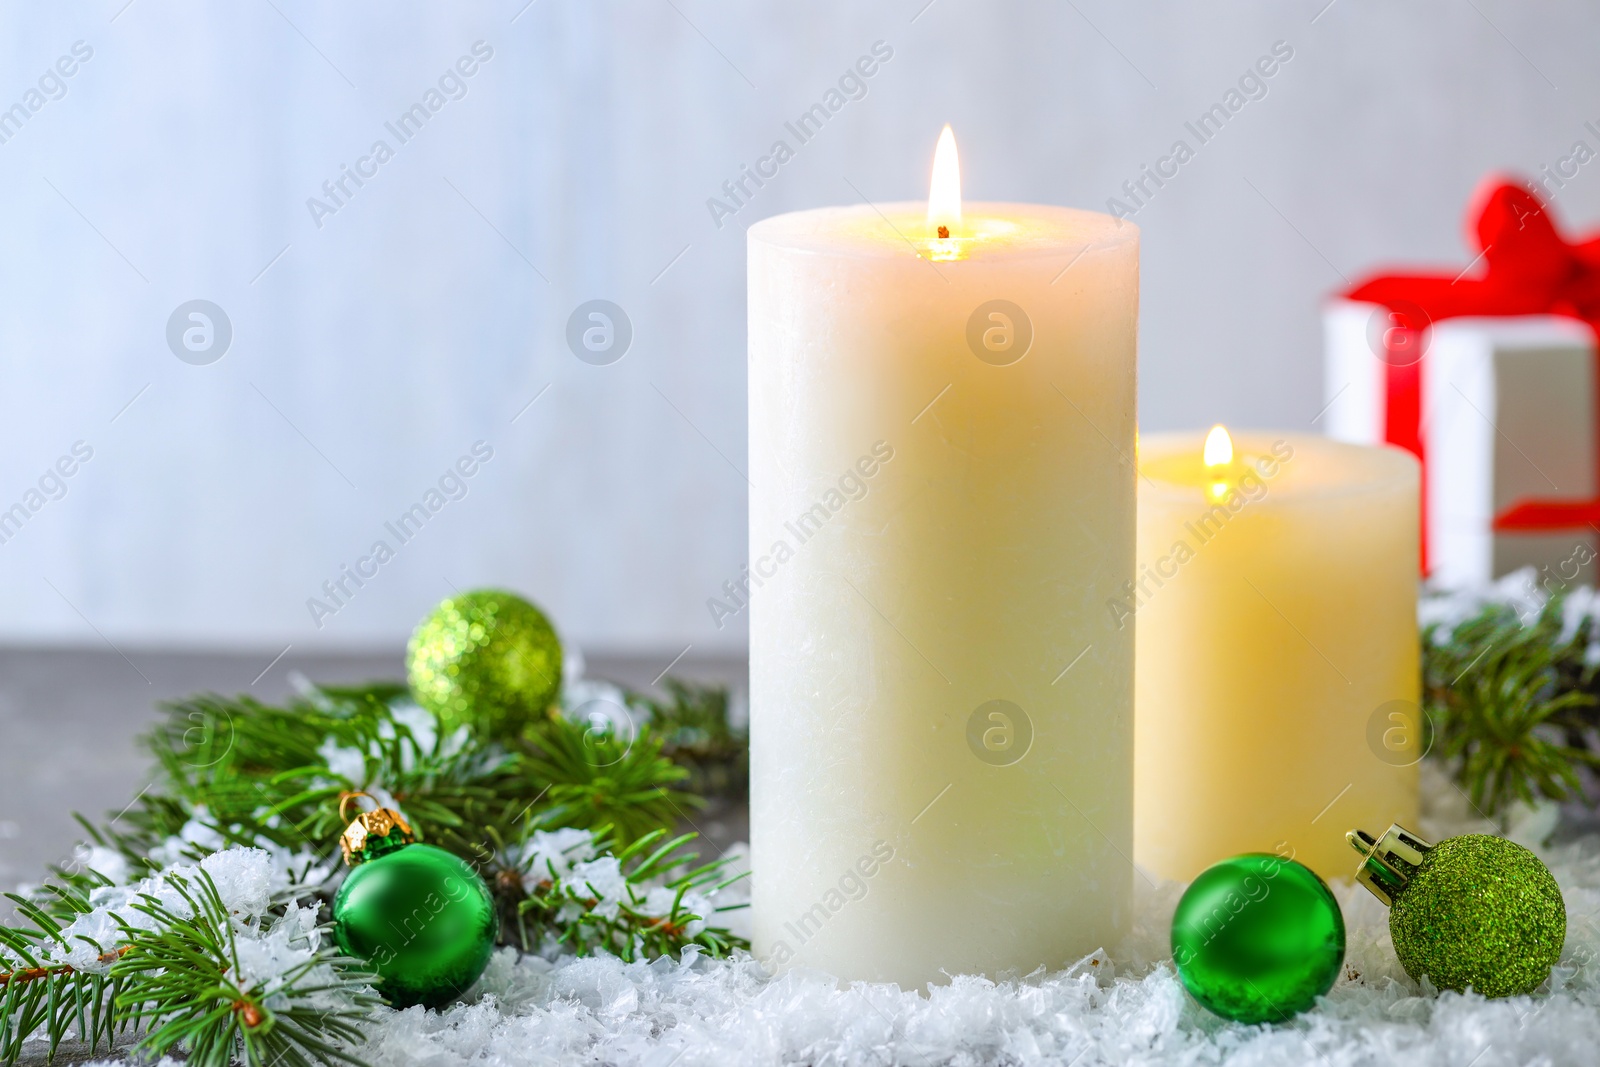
[329,775,1600,1067]
[51,773,1600,1064]
[44,837,1600,1064]
[512,827,600,888]
[38,846,281,972]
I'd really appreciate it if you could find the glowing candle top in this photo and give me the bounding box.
[750,127,1137,265]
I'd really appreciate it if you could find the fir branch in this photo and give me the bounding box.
[630,679,748,801]
[102,682,711,960]
[1423,590,1600,816]
[522,715,696,845]
[0,947,128,990]
[0,891,130,1063]
[0,864,377,1067]
[136,684,694,861]
[515,828,748,961]
[112,871,377,1067]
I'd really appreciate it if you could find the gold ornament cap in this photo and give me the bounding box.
[1346,822,1433,906]
[338,791,415,866]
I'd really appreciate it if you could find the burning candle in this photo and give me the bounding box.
[1132,429,1421,881]
[747,128,1139,985]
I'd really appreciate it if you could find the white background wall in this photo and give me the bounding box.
[0,1,1595,655]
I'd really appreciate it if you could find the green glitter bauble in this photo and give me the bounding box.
[1389,834,1565,997]
[406,590,562,739]
[332,842,498,1009]
[1171,853,1346,1023]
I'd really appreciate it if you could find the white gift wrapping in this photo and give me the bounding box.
[1323,299,1598,589]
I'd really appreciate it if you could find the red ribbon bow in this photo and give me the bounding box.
[1345,176,1600,569]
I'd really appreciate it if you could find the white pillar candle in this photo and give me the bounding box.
[1132,429,1420,882]
[747,129,1139,986]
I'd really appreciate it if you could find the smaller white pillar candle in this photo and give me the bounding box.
[1133,430,1421,881]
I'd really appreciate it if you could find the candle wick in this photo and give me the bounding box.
[937,225,950,239]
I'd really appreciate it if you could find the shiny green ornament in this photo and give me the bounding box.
[1349,824,1565,997]
[331,796,498,1009]
[1171,853,1346,1023]
[407,589,562,739]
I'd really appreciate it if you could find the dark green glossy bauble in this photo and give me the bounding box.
[406,589,562,739]
[332,843,498,1009]
[1172,853,1346,1023]
[1389,834,1564,997]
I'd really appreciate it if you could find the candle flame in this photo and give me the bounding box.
[927,124,962,236]
[1203,424,1233,468]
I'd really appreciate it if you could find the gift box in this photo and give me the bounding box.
[1321,177,1600,588]
[1324,306,1598,587]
